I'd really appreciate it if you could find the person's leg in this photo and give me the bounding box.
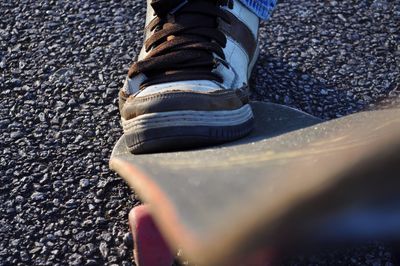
[119,0,277,154]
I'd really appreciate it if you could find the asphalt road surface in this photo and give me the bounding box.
[1,0,399,265]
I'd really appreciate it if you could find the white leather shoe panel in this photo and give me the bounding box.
[212,58,237,89]
[139,1,157,60]
[145,0,155,27]
[123,74,148,95]
[136,80,223,97]
[224,36,251,88]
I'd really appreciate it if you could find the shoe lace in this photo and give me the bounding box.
[128,0,233,88]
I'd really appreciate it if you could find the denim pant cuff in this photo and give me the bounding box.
[239,0,277,20]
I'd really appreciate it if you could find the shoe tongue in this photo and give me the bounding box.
[151,0,220,17]
[175,2,217,29]
[151,0,188,16]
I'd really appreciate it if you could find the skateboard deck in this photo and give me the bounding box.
[110,102,400,265]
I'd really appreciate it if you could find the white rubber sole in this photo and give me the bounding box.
[122,104,254,133]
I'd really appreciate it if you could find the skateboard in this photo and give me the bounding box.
[110,102,400,266]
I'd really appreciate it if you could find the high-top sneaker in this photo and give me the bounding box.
[119,0,260,153]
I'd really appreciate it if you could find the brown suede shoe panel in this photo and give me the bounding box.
[121,90,246,120]
[219,11,258,60]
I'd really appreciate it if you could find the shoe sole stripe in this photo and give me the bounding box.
[122,104,253,132]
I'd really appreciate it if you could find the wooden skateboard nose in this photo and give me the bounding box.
[111,103,400,265]
[129,205,174,266]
